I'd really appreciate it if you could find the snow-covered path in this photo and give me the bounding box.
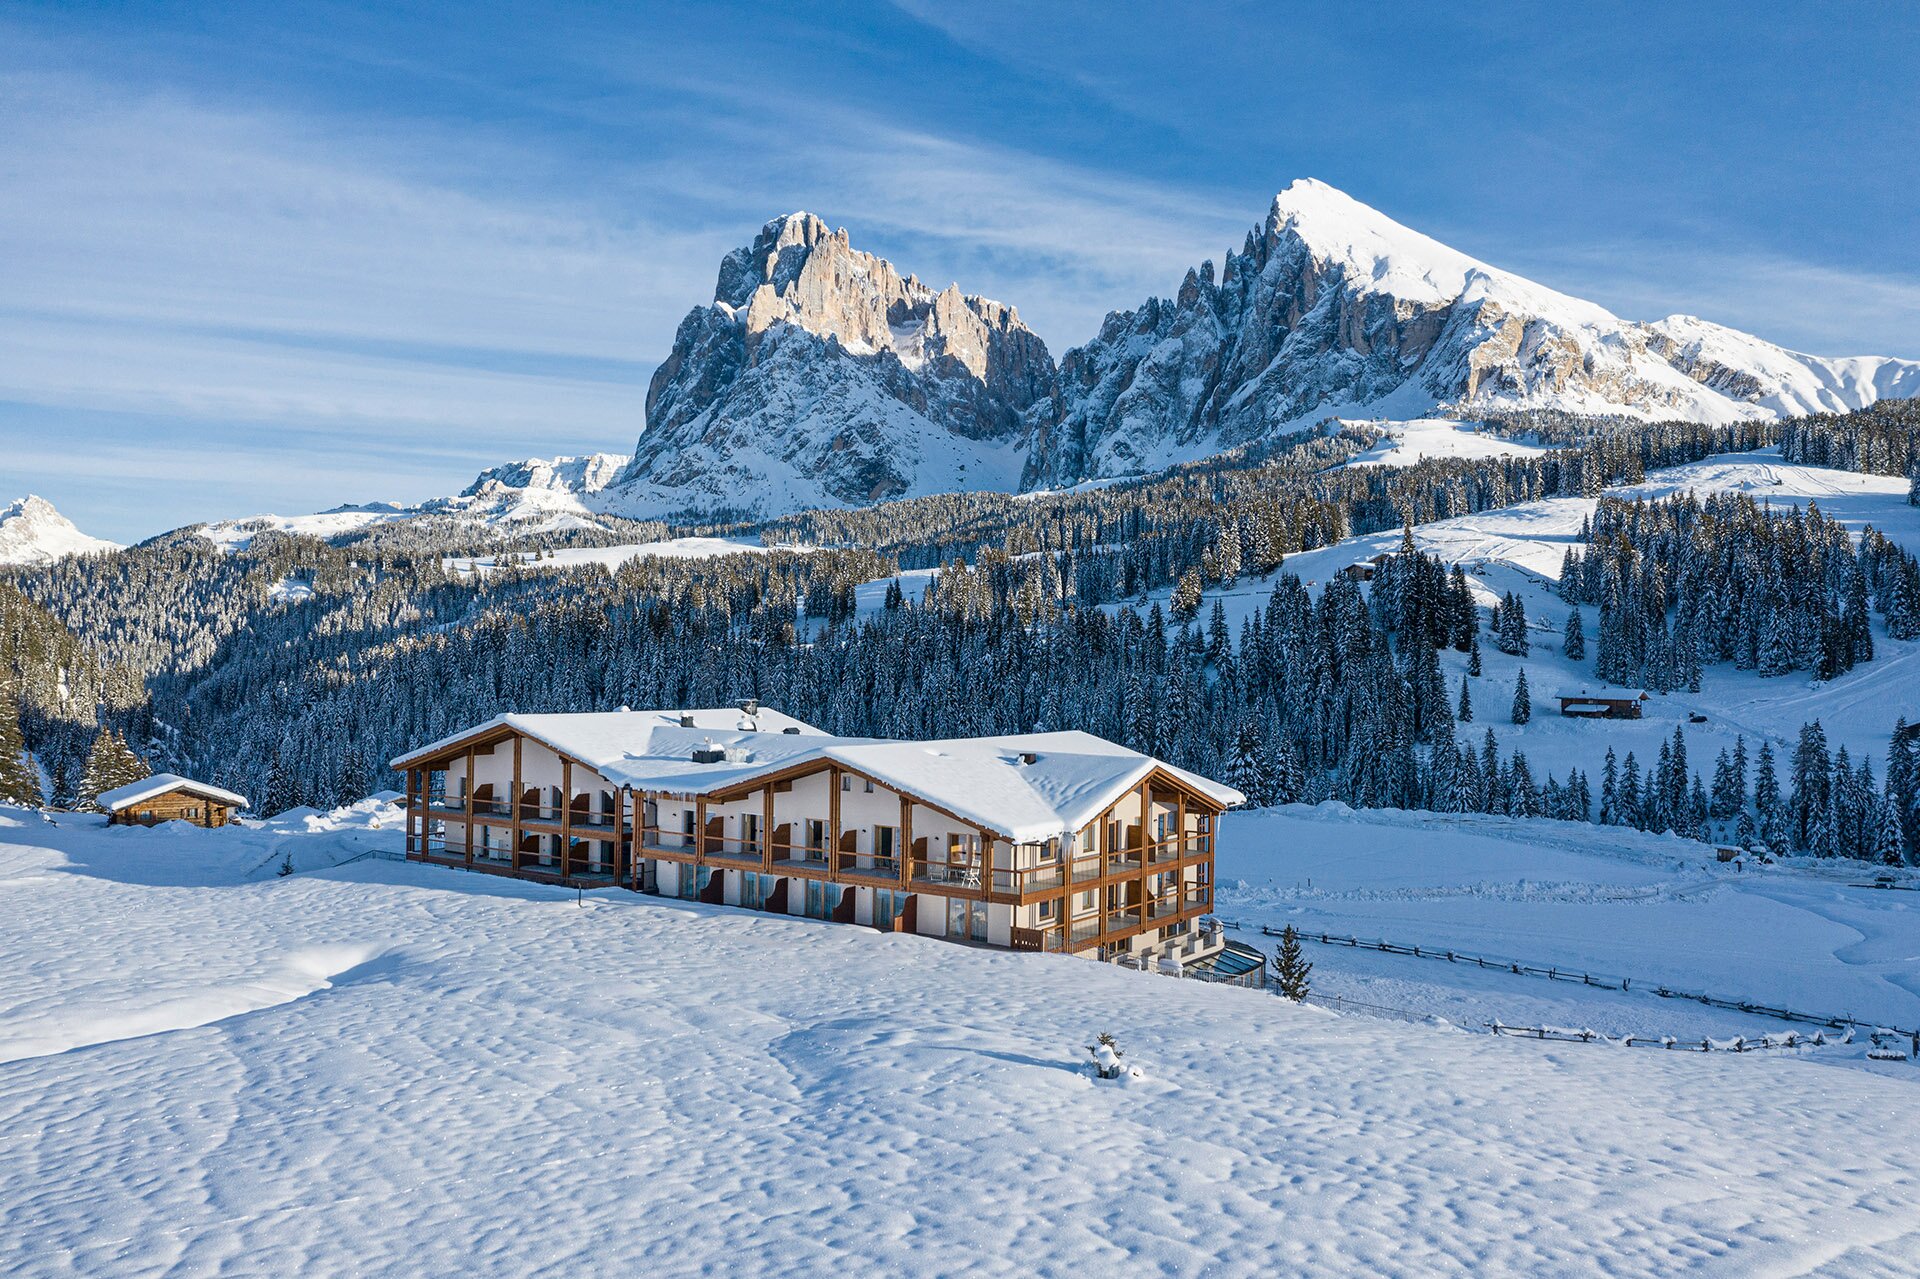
[2,804,1918,1276]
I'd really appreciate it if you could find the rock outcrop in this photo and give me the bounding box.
[609,213,1054,518]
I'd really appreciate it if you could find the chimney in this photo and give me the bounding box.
[782,726,802,735]
[1020,752,1038,766]
[679,714,695,728]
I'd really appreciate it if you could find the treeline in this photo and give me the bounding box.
[1557,491,1920,689]
[1776,396,1920,480]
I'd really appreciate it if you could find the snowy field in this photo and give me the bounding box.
[4,801,1919,1276]
[445,536,808,578]
[1341,417,1551,468]
[1218,804,1920,1054]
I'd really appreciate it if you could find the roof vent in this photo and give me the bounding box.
[690,737,725,764]
[1020,752,1039,765]
[782,726,802,735]
[679,714,696,728]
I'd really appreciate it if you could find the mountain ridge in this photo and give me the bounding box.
[600,180,1919,515]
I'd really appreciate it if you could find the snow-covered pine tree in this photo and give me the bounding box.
[1273,925,1312,1001]
[0,686,40,806]
[78,729,148,809]
[1170,569,1203,621]
[1510,669,1531,725]
[1457,676,1473,723]
[1467,630,1482,677]
[1875,789,1906,866]
[1563,608,1586,660]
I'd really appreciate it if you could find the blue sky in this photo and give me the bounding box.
[4,2,1917,543]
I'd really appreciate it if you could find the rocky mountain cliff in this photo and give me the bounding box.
[1025,179,1920,487]
[0,496,120,566]
[607,212,1054,519]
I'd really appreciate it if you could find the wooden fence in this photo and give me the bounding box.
[1485,1021,1843,1053]
[1261,926,1918,1042]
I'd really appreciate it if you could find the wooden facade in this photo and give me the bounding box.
[1558,692,1646,720]
[397,724,1226,958]
[107,786,238,828]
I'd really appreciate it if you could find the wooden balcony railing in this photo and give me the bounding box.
[836,853,901,880]
[772,842,831,868]
[910,859,984,889]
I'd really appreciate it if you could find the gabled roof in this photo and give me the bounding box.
[97,773,249,812]
[391,711,1242,844]
[391,707,827,772]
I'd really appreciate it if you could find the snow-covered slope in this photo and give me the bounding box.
[1027,180,1920,487]
[1129,449,1920,778]
[192,452,634,550]
[603,212,1052,520]
[0,496,119,565]
[2,803,1915,1276]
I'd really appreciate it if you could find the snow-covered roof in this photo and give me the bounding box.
[97,774,249,812]
[391,711,1243,843]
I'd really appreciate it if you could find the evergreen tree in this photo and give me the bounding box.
[0,686,40,806]
[1467,630,1482,677]
[1789,721,1832,851]
[78,729,148,809]
[1599,747,1619,825]
[1457,676,1473,724]
[1273,925,1312,1001]
[1875,788,1906,866]
[1510,669,1531,725]
[1170,569,1204,621]
[1563,608,1586,661]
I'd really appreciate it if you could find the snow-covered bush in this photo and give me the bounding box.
[1086,1032,1141,1081]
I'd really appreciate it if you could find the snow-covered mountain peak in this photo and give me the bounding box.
[606,213,1056,520]
[1264,179,1617,327]
[0,495,120,566]
[1266,178,1490,306]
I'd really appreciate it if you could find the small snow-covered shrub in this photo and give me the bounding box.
[1086,1032,1141,1081]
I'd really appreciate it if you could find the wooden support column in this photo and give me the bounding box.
[509,734,523,872]
[560,758,573,881]
[404,768,418,857]
[762,786,775,872]
[463,749,476,866]
[695,795,707,861]
[898,796,912,888]
[1175,790,1187,859]
[615,785,628,888]
[828,766,841,881]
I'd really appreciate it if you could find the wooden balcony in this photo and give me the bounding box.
[910,858,985,891]
[836,853,902,883]
[771,842,832,870]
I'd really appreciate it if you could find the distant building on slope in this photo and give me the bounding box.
[391,705,1241,959]
[1557,689,1648,720]
[99,774,248,828]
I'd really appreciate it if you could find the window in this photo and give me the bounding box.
[841,774,851,792]
[864,778,874,793]
[1039,899,1057,920]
